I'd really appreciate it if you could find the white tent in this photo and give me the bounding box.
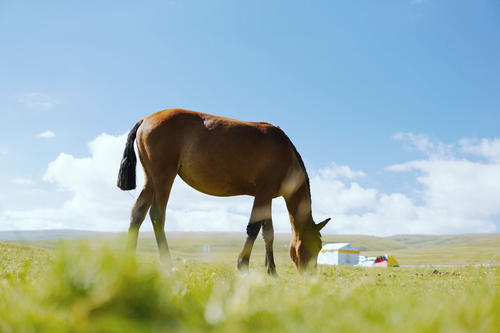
[317,243,360,266]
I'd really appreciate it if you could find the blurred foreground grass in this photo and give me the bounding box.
[0,240,499,332]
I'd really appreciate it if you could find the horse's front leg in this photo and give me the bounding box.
[237,221,262,271]
[262,219,277,276]
[237,195,271,272]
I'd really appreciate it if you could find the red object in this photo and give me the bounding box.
[373,255,388,267]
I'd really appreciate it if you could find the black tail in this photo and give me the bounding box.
[117,120,143,190]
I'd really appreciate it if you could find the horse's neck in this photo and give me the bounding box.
[285,182,313,232]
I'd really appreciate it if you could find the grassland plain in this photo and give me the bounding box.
[0,233,499,332]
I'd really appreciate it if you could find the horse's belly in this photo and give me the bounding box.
[177,162,254,197]
[175,124,284,197]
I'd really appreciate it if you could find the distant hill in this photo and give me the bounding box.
[2,229,498,250]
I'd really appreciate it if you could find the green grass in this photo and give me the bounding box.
[11,232,500,266]
[0,234,499,332]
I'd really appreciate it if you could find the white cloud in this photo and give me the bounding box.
[459,138,500,163]
[11,178,35,186]
[0,132,499,235]
[383,159,500,233]
[392,132,452,159]
[313,134,499,235]
[317,163,365,180]
[17,92,59,110]
[37,130,56,139]
[0,149,7,156]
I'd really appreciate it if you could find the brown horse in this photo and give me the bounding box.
[117,109,330,274]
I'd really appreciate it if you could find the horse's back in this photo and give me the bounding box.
[137,109,296,197]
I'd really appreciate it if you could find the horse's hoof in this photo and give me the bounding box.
[237,264,249,272]
[237,258,249,271]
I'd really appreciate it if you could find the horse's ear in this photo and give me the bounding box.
[316,218,331,231]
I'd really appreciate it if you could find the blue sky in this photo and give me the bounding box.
[1,1,499,235]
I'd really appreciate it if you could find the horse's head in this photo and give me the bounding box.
[289,218,330,272]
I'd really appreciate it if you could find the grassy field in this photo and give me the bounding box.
[0,232,499,332]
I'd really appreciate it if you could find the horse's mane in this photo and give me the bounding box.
[282,133,322,238]
[284,134,311,202]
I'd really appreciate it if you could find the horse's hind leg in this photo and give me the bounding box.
[149,171,176,268]
[237,195,271,272]
[127,183,154,251]
[262,219,277,276]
